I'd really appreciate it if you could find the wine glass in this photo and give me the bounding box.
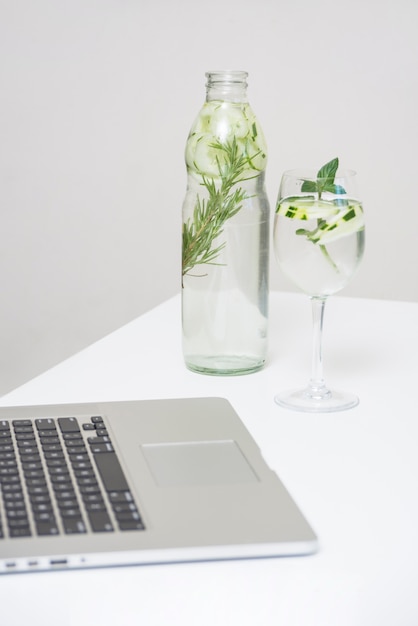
[273,160,365,412]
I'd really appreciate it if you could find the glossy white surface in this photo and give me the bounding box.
[1,292,418,626]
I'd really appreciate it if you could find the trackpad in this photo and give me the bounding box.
[142,441,259,487]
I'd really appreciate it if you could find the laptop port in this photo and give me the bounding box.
[50,558,68,566]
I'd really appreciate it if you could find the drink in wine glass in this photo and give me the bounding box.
[275,195,365,297]
[273,159,365,412]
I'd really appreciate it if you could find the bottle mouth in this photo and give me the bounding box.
[205,70,248,87]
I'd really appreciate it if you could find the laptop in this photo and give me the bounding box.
[0,397,318,574]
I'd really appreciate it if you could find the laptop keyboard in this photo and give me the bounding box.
[0,414,145,539]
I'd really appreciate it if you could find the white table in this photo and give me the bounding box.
[1,291,418,626]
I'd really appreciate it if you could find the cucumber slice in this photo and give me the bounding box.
[185,102,267,177]
[314,203,365,244]
[276,197,339,220]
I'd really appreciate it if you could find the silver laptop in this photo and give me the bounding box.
[0,397,317,574]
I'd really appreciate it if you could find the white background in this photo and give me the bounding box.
[0,0,417,394]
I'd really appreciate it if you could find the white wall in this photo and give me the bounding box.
[0,0,417,394]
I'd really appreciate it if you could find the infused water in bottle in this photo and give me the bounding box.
[182,71,270,375]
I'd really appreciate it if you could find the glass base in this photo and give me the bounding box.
[274,387,359,413]
[185,355,265,376]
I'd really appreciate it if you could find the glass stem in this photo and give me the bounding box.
[308,296,331,400]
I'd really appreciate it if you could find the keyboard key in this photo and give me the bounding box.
[35,418,56,431]
[66,445,87,454]
[25,477,47,487]
[95,429,108,437]
[18,447,39,456]
[29,493,53,504]
[19,453,41,463]
[8,518,31,529]
[79,484,101,495]
[63,518,87,534]
[23,469,45,479]
[112,502,137,514]
[52,482,74,492]
[70,458,90,467]
[74,469,95,479]
[114,510,141,522]
[27,485,50,496]
[58,417,80,433]
[36,521,59,536]
[76,477,99,487]
[14,432,36,441]
[93,452,129,492]
[60,508,82,518]
[85,501,106,512]
[62,433,83,441]
[39,436,60,445]
[57,499,80,509]
[17,440,38,449]
[44,451,65,460]
[108,491,133,503]
[88,435,111,445]
[55,489,76,500]
[34,511,55,522]
[67,444,88,456]
[50,474,71,484]
[82,493,104,504]
[90,443,114,454]
[13,426,34,434]
[37,430,59,439]
[10,527,31,538]
[40,443,62,452]
[87,510,113,532]
[118,520,145,531]
[21,461,43,471]
[48,466,69,476]
[45,458,67,468]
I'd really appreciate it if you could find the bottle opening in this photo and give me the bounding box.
[205,70,248,88]
[205,71,249,102]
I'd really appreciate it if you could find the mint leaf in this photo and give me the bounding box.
[322,182,347,195]
[303,157,346,198]
[317,157,339,181]
[300,180,318,193]
[300,158,346,197]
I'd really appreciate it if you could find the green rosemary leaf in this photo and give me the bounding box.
[182,138,253,279]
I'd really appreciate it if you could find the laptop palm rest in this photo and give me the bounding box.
[142,441,259,487]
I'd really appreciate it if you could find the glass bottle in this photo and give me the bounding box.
[181,70,270,375]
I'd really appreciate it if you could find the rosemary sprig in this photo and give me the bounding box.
[182,138,258,280]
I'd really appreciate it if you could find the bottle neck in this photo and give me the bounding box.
[205,71,248,103]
